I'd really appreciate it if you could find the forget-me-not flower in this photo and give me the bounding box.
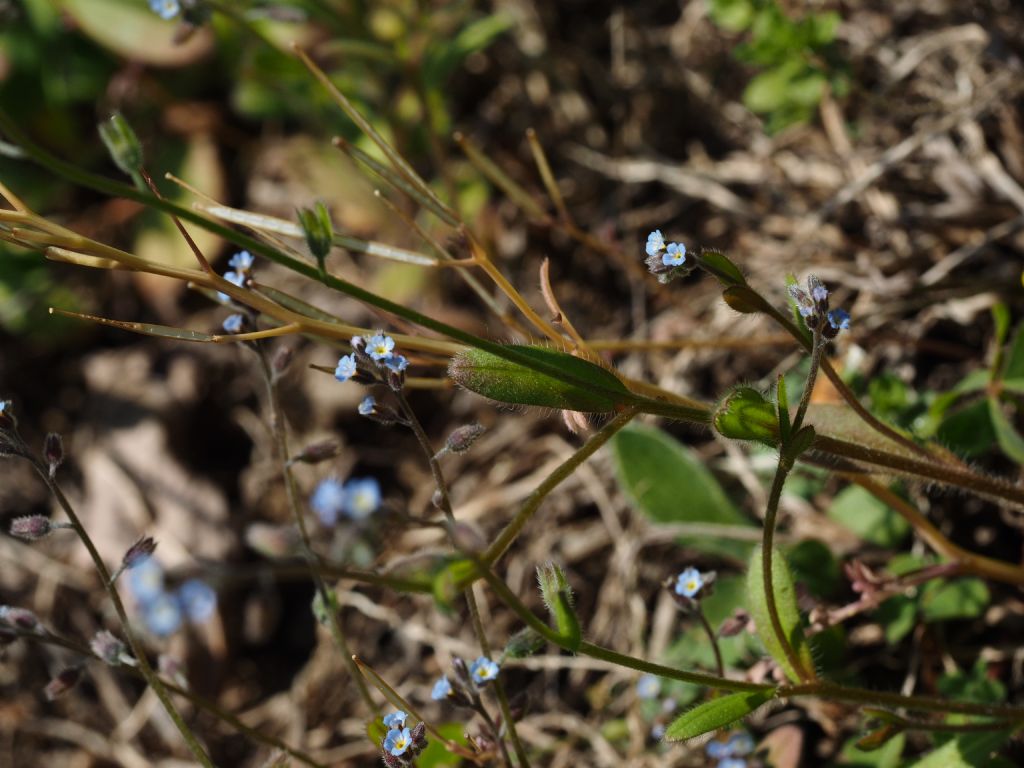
[342,477,381,520]
[383,710,407,729]
[636,673,661,700]
[217,270,247,304]
[662,242,686,267]
[383,354,408,373]
[431,676,453,700]
[334,354,357,382]
[222,314,244,334]
[366,333,395,361]
[828,308,851,331]
[228,251,254,272]
[470,656,500,686]
[646,230,666,257]
[674,567,705,599]
[178,579,217,624]
[149,0,181,19]
[128,556,165,603]
[358,395,376,416]
[143,593,184,637]
[383,727,412,756]
[311,477,346,526]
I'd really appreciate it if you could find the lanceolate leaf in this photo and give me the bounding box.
[746,545,815,683]
[664,689,775,742]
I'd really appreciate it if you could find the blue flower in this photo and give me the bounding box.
[366,332,395,361]
[358,396,376,416]
[334,354,357,382]
[650,723,666,740]
[342,477,381,520]
[311,478,346,526]
[707,731,754,762]
[178,579,217,624]
[383,711,407,729]
[470,656,500,686]
[217,270,246,303]
[383,727,412,756]
[674,567,705,599]
[383,354,408,373]
[143,593,183,637]
[431,675,453,700]
[636,674,661,700]
[727,732,754,755]
[827,308,850,331]
[222,314,244,334]
[719,759,747,768]
[811,284,829,303]
[645,230,666,257]
[662,242,687,267]
[149,0,180,19]
[706,740,730,759]
[228,251,254,273]
[128,556,165,604]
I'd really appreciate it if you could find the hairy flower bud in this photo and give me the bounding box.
[44,667,83,701]
[43,432,64,477]
[0,605,44,633]
[10,515,55,541]
[435,423,486,459]
[91,629,131,666]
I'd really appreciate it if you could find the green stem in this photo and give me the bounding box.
[35,465,214,766]
[790,326,823,434]
[695,605,725,680]
[784,681,1024,720]
[256,347,377,713]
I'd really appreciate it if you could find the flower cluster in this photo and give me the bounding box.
[644,230,693,283]
[334,332,409,391]
[127,556,218,638]
[706,731,756,768]
[379,711,428,766]
[431,655,502,705]
[668,566,716,611]
[787,275,850,338]
[310,476,381,526]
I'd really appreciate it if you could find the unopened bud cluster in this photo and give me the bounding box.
[787,275,851,339]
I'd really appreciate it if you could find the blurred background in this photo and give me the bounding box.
[2,0,1024,765]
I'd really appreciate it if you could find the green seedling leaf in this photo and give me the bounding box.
[936,397,996,458]
[920,578,990,623]
[611,424,754,558]
[536,563,581,652]
[784,425,816,463]
[840,731,906,767]
[827,485,909,548]
[714,386,779,443]
[417,722,470,768]
[664,689,775,742]
[988,398,1024,464]
[939,659,1006,704]
[786,539,840,598]
[722,284,773,314]
[904,730,1013,768]
[708,0,757,31]
[746,545,815,683]
[875,595,917,645]
[448,345,630,413]
[1003,323,1024,380]
[699,249,747,286]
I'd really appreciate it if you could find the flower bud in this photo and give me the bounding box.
[10,515,56,541]
[288,439,342,467]
[0,605,43,633]
[90,629,131,666]
[297,201,334,267]
[98,112,144,176]
[123,536,158,571]
[44,432,64,477]
[503,627,546,659]
[435,423,486,459]
[45,666,83,700]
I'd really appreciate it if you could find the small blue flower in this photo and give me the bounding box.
[726,732,754,755]
[674,567,705,599]
[342,477,381,520]
[311,477,346,526]
[650,723,666,740]
[383,710,407,729]
[431,676,453,700]
[645,230,666,257]
[222,314,244,334]
[636,674,660,700]
[383,727,412,756]
[383,354,408,373]
[469,656,500,686]
[217,270,247,303]
[228,251,254,273]
[811,284,829,303]
[128,556,165,604]
[719,759,748,768]
[143,593,183,637]
[149,0,181,19]
[366,332,395,361]
[178,579,217,624]
[662,242,687,267]
[358,396,376,416]
[706,740,730,759]
[827,308,851,331]
[334,354,358,382]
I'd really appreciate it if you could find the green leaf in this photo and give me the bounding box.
[786,539,840,598]
[722,284,774,314]
[664,689,775,742]
[936,398,996,458]
[827,485,910,548]
[904,731,1013,768]
[448,345,630,413]
[839,731,906,767]
[611,424,754,558]
[432,558,476,613]
[746,545,816,683]
[422,13,512,88]
[875,595,917,645]
[707,0,757,32]
[417,722,469,767]
[1003,323,1024,381]
[714,386,779,443]
[699,248,747,286]
[920,578,990,623]
[939,659,1006,704]
[988,398,1024,464]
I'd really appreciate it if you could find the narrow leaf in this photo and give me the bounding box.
[664,689,775,742]
[746,545,815,683]
[988,397,1024,464]
[49,308,216,342]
